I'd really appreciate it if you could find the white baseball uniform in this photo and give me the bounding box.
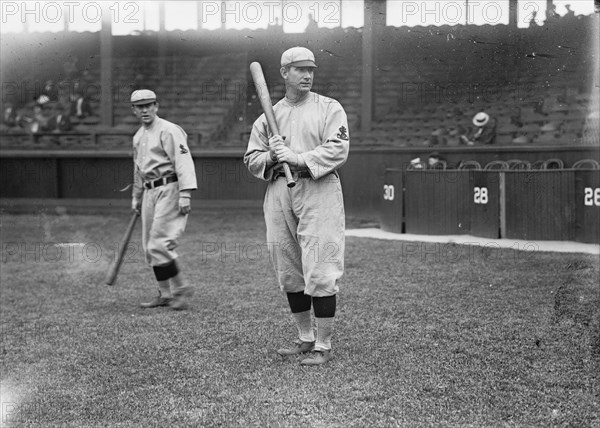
[132,116,197,266]
[244,92,349,297]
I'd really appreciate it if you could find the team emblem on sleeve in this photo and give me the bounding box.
[179,144,189,154]
[337,126,348,140]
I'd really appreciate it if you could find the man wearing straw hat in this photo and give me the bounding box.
[461,112,496,145]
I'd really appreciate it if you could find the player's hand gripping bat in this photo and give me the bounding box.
[105,212,139,286]
[249,61,296,188]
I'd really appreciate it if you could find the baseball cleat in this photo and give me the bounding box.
[140,296,172,308]
[300,350,333,366]
[170,286,194,311]
[277,340,315,356]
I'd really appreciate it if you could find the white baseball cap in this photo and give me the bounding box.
[281,47,317,68]
[473,112,490,127]
[130,89,157,105]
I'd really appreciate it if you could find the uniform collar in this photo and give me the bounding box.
[284,91,312,107]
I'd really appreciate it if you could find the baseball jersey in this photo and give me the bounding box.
[244,92,350,180]
[132,116,197,201]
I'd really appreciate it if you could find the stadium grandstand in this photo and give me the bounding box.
[0,0,599,241]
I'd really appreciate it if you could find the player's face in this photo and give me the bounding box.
[132,102,158,125]
[282,66,314,95]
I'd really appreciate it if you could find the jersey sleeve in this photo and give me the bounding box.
[301,101,350,179]
[162,125,197,191]
[244,115,276,181]
[132,137,144,201]
[132,163,144,201]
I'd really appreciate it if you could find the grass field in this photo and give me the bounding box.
[1,209,599,427]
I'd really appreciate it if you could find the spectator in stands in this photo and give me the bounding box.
[528,10,540,27]
[3,103,17,128]
[42,80,60,102]
[268,17,283,32]
[546,3,560,22]
[446,124,467,146]
[36,95,51,106]
[460,112,496,145]
[63,53,79,80]
[409,157,425,169]
[533,97,545,115]
[509,107,523,127]
[305,13,319,32]
[427,152,446,169]
[429,128,447,146]
[563,4,575,20]
[48,103,72,132]
[22,102,53,134]
[70,82,93,119]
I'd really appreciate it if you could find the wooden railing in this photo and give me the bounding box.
[0,130,218,150]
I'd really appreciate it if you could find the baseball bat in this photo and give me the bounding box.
[105,212,139,286]
[249,61,296,188]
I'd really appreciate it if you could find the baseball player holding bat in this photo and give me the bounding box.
[130,89,197,310]
[244,47,349,365]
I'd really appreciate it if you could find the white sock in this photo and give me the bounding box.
[170,273,191,293]
[292,310,315,343]
[158,280,171,298]
[315,317,335,351]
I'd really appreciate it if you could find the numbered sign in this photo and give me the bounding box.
[383,184,395,201]
[380,169,403,233]
[583,187,600,207]
[575,171,600,243]
[473,186,488,204]
[469,172,500,238]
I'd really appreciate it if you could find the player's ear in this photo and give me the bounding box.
[280,66,288,79]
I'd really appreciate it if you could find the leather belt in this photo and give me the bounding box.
[274,170,312,180]
[144,175,178,189]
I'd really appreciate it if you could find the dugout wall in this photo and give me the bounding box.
[0,151,266,201]
[1,148,599,244]
[381,169,600,244]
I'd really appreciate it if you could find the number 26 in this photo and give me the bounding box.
[584,187,600,206]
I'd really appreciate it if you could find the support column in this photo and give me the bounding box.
[100,3,113,127]
[63,3,69,32]
[158,2,167,76]
[509,0,518,27]
[361,0,386,133]
[197,1,204,29]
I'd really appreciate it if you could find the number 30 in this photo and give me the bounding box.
[383,184,395,201]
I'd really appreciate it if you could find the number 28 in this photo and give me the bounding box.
[584,187,600,206]
[474,187,488,204]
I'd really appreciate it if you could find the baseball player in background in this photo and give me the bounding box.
[244,47,349,365]
[130,89,197,310]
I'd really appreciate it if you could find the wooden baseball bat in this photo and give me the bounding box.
[105,212,139,286]
[249,61,296,188]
